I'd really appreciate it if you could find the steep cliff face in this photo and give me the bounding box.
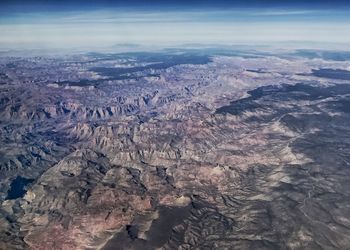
[1,52,350,249]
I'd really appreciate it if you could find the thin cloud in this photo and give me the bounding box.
[250,10,318,16]
[0,8,350,49]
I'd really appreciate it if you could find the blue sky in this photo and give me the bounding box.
[1,0,350,50]
[1,0,350,10]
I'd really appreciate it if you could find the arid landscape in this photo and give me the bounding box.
[0,48,350,249]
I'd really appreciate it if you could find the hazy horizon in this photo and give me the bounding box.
[1,0,350,50]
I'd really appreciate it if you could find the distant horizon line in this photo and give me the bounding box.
[1,41,350,54]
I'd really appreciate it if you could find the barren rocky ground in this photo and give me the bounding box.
[0,49,350,249]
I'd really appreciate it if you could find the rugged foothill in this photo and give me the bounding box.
[0,49,350,249]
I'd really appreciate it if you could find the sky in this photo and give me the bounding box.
[0,0,350,50]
